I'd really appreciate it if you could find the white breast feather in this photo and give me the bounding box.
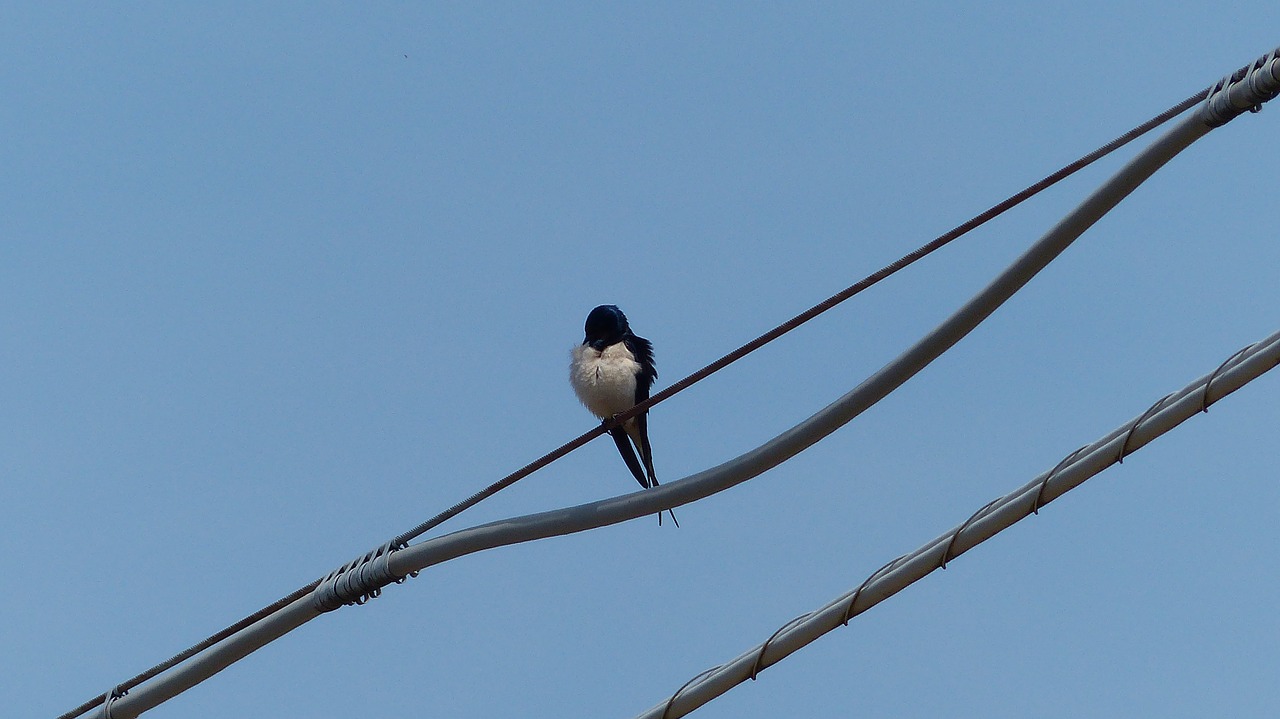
[570,342,641,419]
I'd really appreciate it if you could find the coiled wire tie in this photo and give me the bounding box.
[841,555,907,626]
[660,665,722,719]
[1116,392,1177,464]
[1032,445,1090,515]
[1202,47,1280,126]
[1246,48,1280,112]
[749,612,815,681]
[940,497,1004,569]
[312,540,405,613]
[1202,343,1255,413]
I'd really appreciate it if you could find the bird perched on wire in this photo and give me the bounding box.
[569,304,678,527]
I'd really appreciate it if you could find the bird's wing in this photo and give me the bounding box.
[625,333,658,486]
[627,333,657,387]
[609,426,651,489]
[632,412,657,487]
[620,332,677,526]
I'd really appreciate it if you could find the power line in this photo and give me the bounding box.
[62,47,1278,719]
[81,90,1206,719]
[637,328,1280,718]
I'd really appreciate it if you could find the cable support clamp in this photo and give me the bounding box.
[99,686,127,719]
[312,540,405,613]
[1201,47,1280,127]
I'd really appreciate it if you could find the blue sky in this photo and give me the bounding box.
[5,4,1278,717]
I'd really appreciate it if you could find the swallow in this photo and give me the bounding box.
[569,305,678,527]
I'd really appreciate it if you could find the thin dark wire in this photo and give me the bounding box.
[58,88,1208,719]
[56,581,320,719]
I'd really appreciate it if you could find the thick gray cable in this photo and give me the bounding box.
[97,100,1212,719]
[639,329,1280,719]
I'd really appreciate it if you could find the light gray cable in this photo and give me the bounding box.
[97,94,1215,719]
[637,329,1280,718]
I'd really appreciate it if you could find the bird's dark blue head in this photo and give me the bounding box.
[583,304,630,349]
